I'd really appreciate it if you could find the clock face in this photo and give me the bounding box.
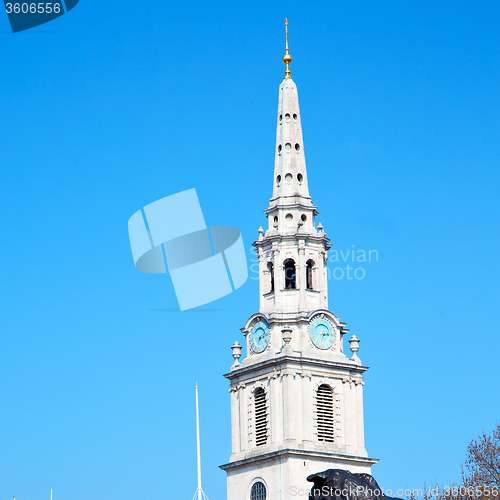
[249,321,270,354]
[309,316,336,350]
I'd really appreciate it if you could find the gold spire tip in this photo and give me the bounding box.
[283,18,292,78]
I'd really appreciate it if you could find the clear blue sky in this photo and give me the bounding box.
[1,1,499,499]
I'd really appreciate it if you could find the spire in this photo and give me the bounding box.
[283,19,292,79]
[270,39,312,209]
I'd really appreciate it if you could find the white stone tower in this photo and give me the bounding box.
[220,21,377,500]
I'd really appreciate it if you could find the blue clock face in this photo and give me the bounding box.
[249,321,270,354]
[309,316,336,350]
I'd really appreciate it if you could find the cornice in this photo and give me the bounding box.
[224,353,369,381]
[240,309,346,334]
[253,233,331,248]
[219,448,378,471]
[264,202,318,215]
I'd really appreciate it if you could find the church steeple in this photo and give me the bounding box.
[221,26,376,500]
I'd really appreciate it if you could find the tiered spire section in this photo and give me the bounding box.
[270,22,311,208]
[256,20,327,315]
[270,78,311,206]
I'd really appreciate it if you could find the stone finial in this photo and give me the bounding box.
[349,335,361,363]
[281,327,292,353]
[317,222,324,235]
[231,341,242,368]
[258,226,264,240]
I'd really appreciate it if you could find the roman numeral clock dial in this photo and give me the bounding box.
[309,316,336,350]
[249,321,270,354]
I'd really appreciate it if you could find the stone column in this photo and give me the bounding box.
[321,250,329,309]
[258,248,265,311]
[302,374,313,443]
[239,383,247,451]
[282,372,292,441]
[275,372,283,443]
[356,379,366,454]
[268,373,276,443]
[273,246,282,310]
[342,378,356,454]
[295,372,305,444]
[230,387,240,454]
[336,379,346,449]
[298,241,306,311]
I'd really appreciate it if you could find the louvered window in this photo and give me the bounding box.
[317,384,334,442]
[250,481,267,500]
[254,388,268,446]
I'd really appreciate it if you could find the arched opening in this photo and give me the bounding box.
[284,259,296,289]
[316,384,334,443]
[254,388,268,446]
[267,262,274,292]
[251,481,267,500]
[306,259,315,290]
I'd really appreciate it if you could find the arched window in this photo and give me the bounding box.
[267,262,274,292]
[284,259,296,289]
[251,481,267,500]
[306,259,315,289]
[316,384,334,442]
[254,388,268,446]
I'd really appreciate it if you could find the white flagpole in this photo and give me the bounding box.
[196,383,202,500]
[191,383,208,500]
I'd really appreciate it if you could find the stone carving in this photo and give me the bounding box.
[307,469,401,500]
